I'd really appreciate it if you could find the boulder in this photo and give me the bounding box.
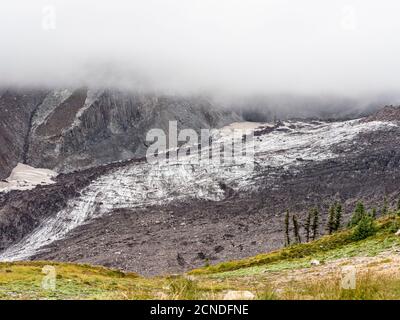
[311,259,320,266]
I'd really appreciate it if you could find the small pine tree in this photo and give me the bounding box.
[371,207,377,219]
[334,202,342,231]
[326,205,336,235]
[397,198,400,211]
[311,208,319,240]
[284,210,291,246]
[382,196,388,216]
[305,210,312,242]
[352,214,377,241]
[381,196,389,216]
[349,201,366,227]
[292,214,301,244]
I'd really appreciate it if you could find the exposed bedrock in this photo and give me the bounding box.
[0,90,48,179]
[1,113,400,274]
[26,89,240,173]
[29,128,400,275]
[0,88,240,177]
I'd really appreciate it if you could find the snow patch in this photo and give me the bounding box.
[0,119,397,261]
[31,89,72,130]
[0,163,57,193]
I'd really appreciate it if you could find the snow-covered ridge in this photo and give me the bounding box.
[253,119,396,169]
[0,119,396,261]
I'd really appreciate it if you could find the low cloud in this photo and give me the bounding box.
[1,0,400,99]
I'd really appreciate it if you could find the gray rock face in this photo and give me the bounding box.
[2,114,400,274]
[0,90,48,179]
[363,105,400,122]
[24,124,400,275]
[4,91,400,276]
[0,88,240,178]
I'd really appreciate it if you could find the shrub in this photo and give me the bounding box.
[388,219,400,233]
[352,214,377,241]
[349,202,366,227]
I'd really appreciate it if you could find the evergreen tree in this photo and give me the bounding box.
[334,202,342,231]
[284,210,291,246]
[305,210,312,242]
[311,208,319,240]
[326,205,336,235]
[371,207,377,219]
[382,196,388,216]
[349,201,366,227]
[292,214,301,244]
[397,198,400,211]
[352,214,377,241]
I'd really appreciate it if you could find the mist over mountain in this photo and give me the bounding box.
[2,0,400,129]
[2,1,400,180]
[1,0,400,98]
[219,92,400,122]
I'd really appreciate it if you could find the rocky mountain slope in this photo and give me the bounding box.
[0,90,47,179]
[1,107,400,275]
[0,89,239,179]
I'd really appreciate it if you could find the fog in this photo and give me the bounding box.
[1,0,400,99]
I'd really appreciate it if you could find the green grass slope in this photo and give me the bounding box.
[1,216,400,300]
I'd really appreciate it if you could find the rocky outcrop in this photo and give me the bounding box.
[27,124,400,275]
[0,157,143,252]
[0,90,48,179]
[25,89,239,173]
[0,88,240,177]
[363,105,400,122]
[4,93,400,275]
[2,116,400,274]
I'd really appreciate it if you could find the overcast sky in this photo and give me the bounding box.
[1,0,400,96]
